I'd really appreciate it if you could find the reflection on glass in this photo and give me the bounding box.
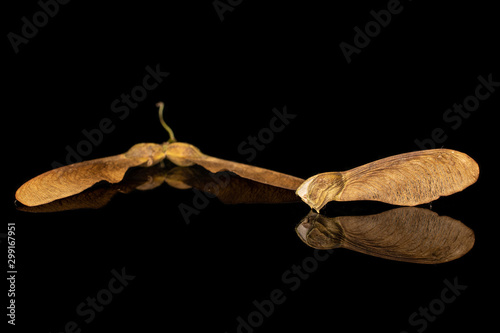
[296,208,474,264]
[16,163,300,213]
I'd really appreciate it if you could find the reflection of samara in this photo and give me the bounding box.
[296,208,474,264]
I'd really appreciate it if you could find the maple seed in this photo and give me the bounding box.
[296,149,479,212]
[15,102,304,206]
[15,143,167,206]
[164,142,304,190]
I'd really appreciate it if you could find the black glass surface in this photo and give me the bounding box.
[4,1,498,332]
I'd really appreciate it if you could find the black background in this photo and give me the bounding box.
[3,1,499,332]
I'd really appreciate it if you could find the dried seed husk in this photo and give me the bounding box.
[16,139,303,207]
[16,185,129,213]
[296,149,479,212]
[16,164,170,213]
[164,142,304,191]
[15,143,166,206]
[16,100,304,207]
[17,163,300,212]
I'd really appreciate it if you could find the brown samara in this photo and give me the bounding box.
[296,149,479,212]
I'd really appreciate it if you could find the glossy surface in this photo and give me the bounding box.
[296,208,474,264]
[6,1,497,332]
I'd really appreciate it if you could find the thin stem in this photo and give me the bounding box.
[156,102,176,143]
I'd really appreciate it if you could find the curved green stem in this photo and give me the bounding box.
[156,102,176,143]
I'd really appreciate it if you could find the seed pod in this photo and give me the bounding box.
[164,142,304,191]
[296,149,479,212]
[15,143,166,206]
[15,103,305,207]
